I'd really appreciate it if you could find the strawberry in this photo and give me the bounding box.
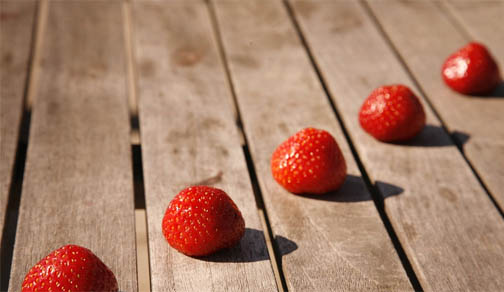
[162,186,245,256]
[21,244,118,292]
[271,128,347,195]
[442,42,501,95]
[359,85,426,142]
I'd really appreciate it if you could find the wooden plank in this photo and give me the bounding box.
[8,1,138,291]
[0,1,35,244]
[132,1,278,291]
[367,0,504,210]
[290,0,504,291]
[445,0,504,52]
[445,0,504,50]
[442,0,504,208]
[212,0,412,291]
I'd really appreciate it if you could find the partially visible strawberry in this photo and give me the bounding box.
[442,42,501,95]
[271,128,347,195]
[162,186,245,256]
[359,85,426,142]
[21,244,118,292]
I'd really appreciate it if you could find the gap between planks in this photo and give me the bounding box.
[135,209,151,292]
[282,0,422,290]
[123,1,151,291]
[25,0,48,111]
[0,0,47,289]
[123,0,141,146]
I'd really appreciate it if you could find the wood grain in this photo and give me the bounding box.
[8,1,138,291]
[132,1,277,291]
[367,0,504,210]
[291,0,504,291]
[212,0,412,291]
[442,0,504,209]
[0,1,35,244]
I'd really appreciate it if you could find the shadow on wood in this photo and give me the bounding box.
[199,228,297,263]
[452,131,470,148]
[490,81,504,98]
[465,81,504,98]
[376,181,405,200]
[390,125,470,148]
[275,234,298,257]
[296,174,403,203]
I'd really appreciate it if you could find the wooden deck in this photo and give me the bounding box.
[1,0,503,291]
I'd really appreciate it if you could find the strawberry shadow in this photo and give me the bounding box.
[390,125,469,148]
[376,180,405,200]
[296,174,403,202]
[492,82,504,97]
[198,228,297,263]
[466,81,504,98]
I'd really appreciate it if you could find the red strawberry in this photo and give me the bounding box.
[359,85,426,142]
[271,128,346,195]
[21,244,118,292]
[162,186,245,256]
[442,42,501,95]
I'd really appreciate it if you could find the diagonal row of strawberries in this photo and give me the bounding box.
[20,42,500,292]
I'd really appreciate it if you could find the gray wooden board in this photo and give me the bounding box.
[212,0,412,291]
[291,0,504,291]
[8,1,138,291]
[132,1,278,291]
[367,0,504,210]
[0,0,35,246]
[442,0,504,211]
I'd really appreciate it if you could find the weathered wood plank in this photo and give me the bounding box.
[132,1,277,291]
[367,0,504,210]
[445,0,504,51]
[442,0,504,208]
[0,1,35,245]
[8,1,138,291]
[445,0,504,48]
[290,0,504,291]
[212,0,412,291]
